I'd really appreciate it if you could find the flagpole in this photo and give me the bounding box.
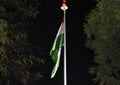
[61,1,68,85]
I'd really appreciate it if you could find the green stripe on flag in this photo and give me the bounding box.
[50,34,64,63]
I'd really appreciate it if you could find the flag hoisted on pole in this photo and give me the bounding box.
[50,21,64,78]
[50,0,68,85]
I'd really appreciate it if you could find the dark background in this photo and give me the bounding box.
[31,0,96,85]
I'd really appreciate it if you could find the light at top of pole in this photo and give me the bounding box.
[61,0,68,11]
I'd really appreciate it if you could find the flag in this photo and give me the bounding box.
[50,22,64,78]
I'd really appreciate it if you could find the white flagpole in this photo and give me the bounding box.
[63,10,67,85]
[61,3,68,85]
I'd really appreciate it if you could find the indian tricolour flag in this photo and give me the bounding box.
[50,21,64,78]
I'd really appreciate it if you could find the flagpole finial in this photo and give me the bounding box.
[61,0,68,11]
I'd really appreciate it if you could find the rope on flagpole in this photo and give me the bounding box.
[61,1,68,85]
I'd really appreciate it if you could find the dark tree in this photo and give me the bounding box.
[0,0,45,85]
[84,0,120,85]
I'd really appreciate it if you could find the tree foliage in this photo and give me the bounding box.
[84,0,120,85]
[0,0,44,85]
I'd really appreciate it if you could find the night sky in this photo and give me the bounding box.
[31,0,96,85]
